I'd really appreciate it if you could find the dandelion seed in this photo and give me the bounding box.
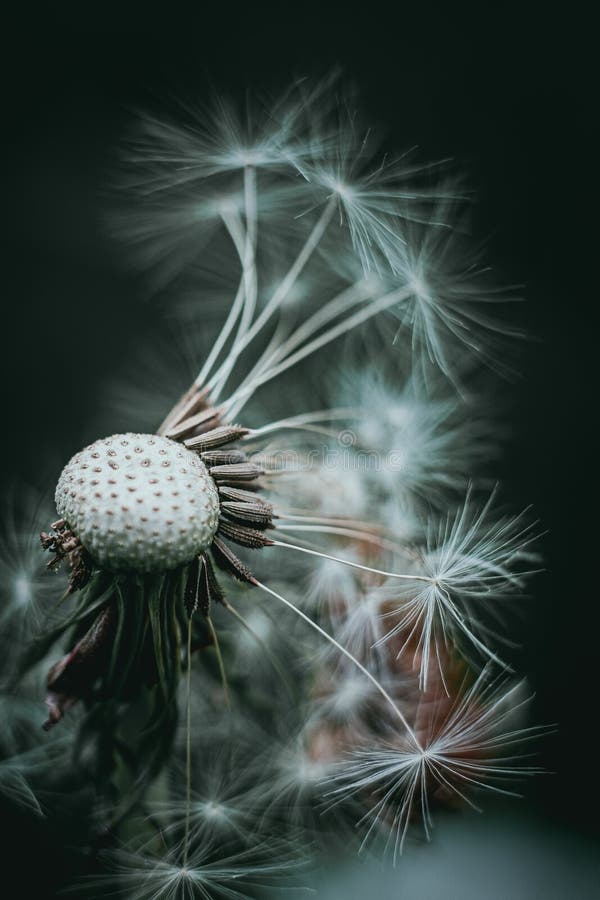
[308,669,380,727]
[74,842,305,899]
[326,668,546,861]
[0,739,72,817]
[251,725,341,829]
[333,369,493,507]
[375,489,540,688]
[297,90,454,275]
[388,202,524,380]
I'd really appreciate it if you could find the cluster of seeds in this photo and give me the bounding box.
[55,433,220,572]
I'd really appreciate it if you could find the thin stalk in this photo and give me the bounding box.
[207,614,230,708]
[224,286,411,415]
[247,408,360,437]
[255,579,422,750]
[193,199,249,390]
[183,613,193,867]
[209,167,258,400]
[271,539,432,583]
[261,279,376,363]
[194,279,245,389]
[224,281,372,418]
[210,195,337,396]
[275,522,405,554]
[220,206,247,260]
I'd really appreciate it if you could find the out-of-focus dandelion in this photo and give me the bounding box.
[0,488,64,643]
[332,369,493,509]
[148,755,261,848]
[73,842,305,899]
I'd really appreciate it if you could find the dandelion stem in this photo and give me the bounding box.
[194,279,246,389]
[243,194,336,344]
[183,612,193,867]
[260,279,376,365]
[255,579,422,750]
[207,614,230,708]
[220,206,247,259]
[191,202,249,391]
[224,281,373,418]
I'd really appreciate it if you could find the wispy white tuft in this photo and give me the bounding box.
[296,88,455,275]
[387,202,524,380]
[0,487,64,646]
[73,841,305,899]
[332,369,493,508]
[326,669,545,861]
[375,489,540,688]
[149,759,260,849]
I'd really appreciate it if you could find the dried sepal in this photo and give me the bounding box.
[217,519,274,549]
[221,500,275,528]
[43,604,116,731]
[40,519,92,593]
[218,486,272,504]
[184,425,250,452]
[164,405,223,441]
[211,536,257,585]
[209,463,263,483]
[200,449,249,466]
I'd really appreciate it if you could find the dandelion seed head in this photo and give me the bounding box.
[387,208,523,380]
[55,434,220,572]
[328,178,355,202]
[276,465,371,520]
[79,840,306,900]
[10,74,542,878]
[238,608,273,644]
[257,728,340,824]
[328,585,389,664]
[407,273,428,300]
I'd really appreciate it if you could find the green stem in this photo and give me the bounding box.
[207,614,230,708]
[183,612,193,867]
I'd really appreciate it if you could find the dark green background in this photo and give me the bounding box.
[1,3,597,894]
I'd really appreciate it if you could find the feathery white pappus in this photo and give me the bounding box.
[325,669,546,860]
[374,490,541,688]
[73,841,305,900]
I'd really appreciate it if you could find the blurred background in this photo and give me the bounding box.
[1,3,597,896]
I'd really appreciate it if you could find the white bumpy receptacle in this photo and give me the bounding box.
[56,433,220,572]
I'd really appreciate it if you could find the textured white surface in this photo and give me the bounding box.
[56,433,220,572]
